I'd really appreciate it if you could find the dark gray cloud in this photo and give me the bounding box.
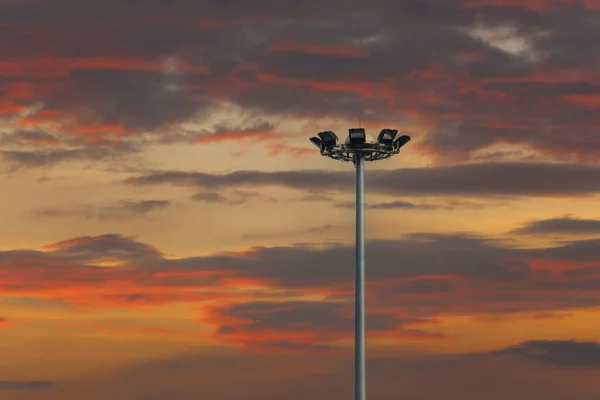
[368,201,441,210]
[192,190,268,205]
[37,200,171,221]
[5,230,600,317]
[0,381,55,391]
[174,233,507,286]
[242,224,344,240]
[209,299,445,350]
[123,162,600,198]
[498,340,600,368]
[126,200,170,214]
[214,301,400,335]
[191,192,227,203]
[1,146,138,169]
[166,232,600,315]
[1,0,598,166]
[47,234,162,263]
[46,69,211,132]
[0,129,58,146]
[515,216,600,235]
[18,340,600,400]
[335,200,440,210]
[334,200,485,210]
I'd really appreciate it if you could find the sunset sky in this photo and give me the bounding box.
[2,0,600,398]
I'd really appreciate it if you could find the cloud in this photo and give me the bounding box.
[335,200,440,210]
[191,192,228,203]
[334,200,486,210]
[44,68,211,132]
[1,146,138,169]
[123,162,600,198]
[367,201,442,210]
[14,340,600,400]
[37,200,171,221]
[515,216,600,235]
[498,340,600,368]
[44,234,163,264]
[0,129,58,146]
[0,0,598,167]
[3,231,600,350]
[0,381,55,391]
[205,300,440,350]
[194,121,281,144]
[0,317,13,328]
[192,190,268,205]
[242,224,344,240]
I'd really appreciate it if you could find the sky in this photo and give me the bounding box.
[2,0,600,398]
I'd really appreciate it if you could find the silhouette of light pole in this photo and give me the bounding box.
[309,128,410,400]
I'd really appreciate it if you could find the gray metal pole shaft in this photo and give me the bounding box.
[355,154,366,400]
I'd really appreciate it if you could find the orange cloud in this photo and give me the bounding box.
[0,317,13,328]
[87,323,210,338]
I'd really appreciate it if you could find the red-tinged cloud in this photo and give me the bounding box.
[0,317,13,328]
[0,0,599,168]
[132,327,205,337]
[86,323,209,338]
[461,0,600,11]
[3,231,600,350]
[0,57,208,79]
[563,94,600,108]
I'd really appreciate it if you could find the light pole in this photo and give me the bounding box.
[309,128,411,400]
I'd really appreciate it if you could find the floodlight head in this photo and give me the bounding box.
[309,136,323,149]
[393,135,411,150]
[348,128,366,144]
[309,127,410,164]
[377,129,397,146]
[317,131,338,147]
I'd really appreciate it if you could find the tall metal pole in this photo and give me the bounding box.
[309,128,410,400]
[355,153,366,400]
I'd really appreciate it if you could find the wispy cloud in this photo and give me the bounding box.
[36,200,171,221]
[0,381,55,391]
[514,216,600,235]
[123,162,600,198]
[498,340,600,368]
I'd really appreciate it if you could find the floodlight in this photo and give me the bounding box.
[317,131,338,148]
[393,135,411,150]
[348,128,366,144]
[377,129,397,145]
[309,136,323,149]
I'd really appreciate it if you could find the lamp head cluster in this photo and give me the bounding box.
[309,128,411,164]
